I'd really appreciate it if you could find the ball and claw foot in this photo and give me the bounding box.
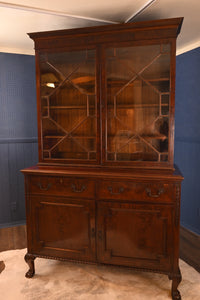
[172,289,181,300]
[24,253,36,278]
[25,269,35,278]
[170,268,182,300]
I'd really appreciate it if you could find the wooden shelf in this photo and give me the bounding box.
[107,103,168,109]
[44,135,96,139]
[107,78,170,85]
[108,133,167,141]
[43,104,168,109]
[42,105,169,113]
[147,78,170,82]
[44,134,167,141]
[43,106,93,109]
[141,134,167,141]
[44,136,64,139]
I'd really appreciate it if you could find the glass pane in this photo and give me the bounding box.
[71,117,97,153]
[51,137,88,160]
[161,44,171,53]
[142,53,170,80]
[105,44,171,163]
[39,49,97,161]
[161,94,169,116]
[115,45,160,74]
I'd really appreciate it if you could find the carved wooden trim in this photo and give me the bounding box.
[27,252,173,275]
[175,184,180,227]
[160,217,168,258]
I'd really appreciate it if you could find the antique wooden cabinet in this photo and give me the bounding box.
[22,18,184,300]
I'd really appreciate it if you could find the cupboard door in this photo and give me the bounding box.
[28,196,96,262]
[103,43,171,165]
[97,201,173,271]
[38,48,99,164]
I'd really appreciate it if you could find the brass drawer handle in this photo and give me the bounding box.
[108,186,124,195]
[71,184,86,193]
[145,188,164,198]
[37,183,52,191]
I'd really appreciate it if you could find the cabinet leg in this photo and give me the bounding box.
[169,268,182,300]
[24,253,36,278]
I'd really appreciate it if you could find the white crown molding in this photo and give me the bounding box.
[0,46,34,56]
[176,40,200,56]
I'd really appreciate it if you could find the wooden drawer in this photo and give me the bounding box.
[98,180,175,203]
[28,175,95,199]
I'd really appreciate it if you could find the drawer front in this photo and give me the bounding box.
[28,176,95,199]
[98,181,174,202]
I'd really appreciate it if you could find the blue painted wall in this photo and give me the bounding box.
[175,47,200,235]
[0,52,38,227]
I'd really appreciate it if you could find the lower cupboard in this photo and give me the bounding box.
[22,170,182,300]
[28,195,173,271]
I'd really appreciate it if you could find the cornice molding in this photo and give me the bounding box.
[1,40,199,57]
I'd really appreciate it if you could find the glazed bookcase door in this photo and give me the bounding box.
[103,43,172,166]
[38,48,99,164]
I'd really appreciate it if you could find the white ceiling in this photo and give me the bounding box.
[0,0,199,55]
